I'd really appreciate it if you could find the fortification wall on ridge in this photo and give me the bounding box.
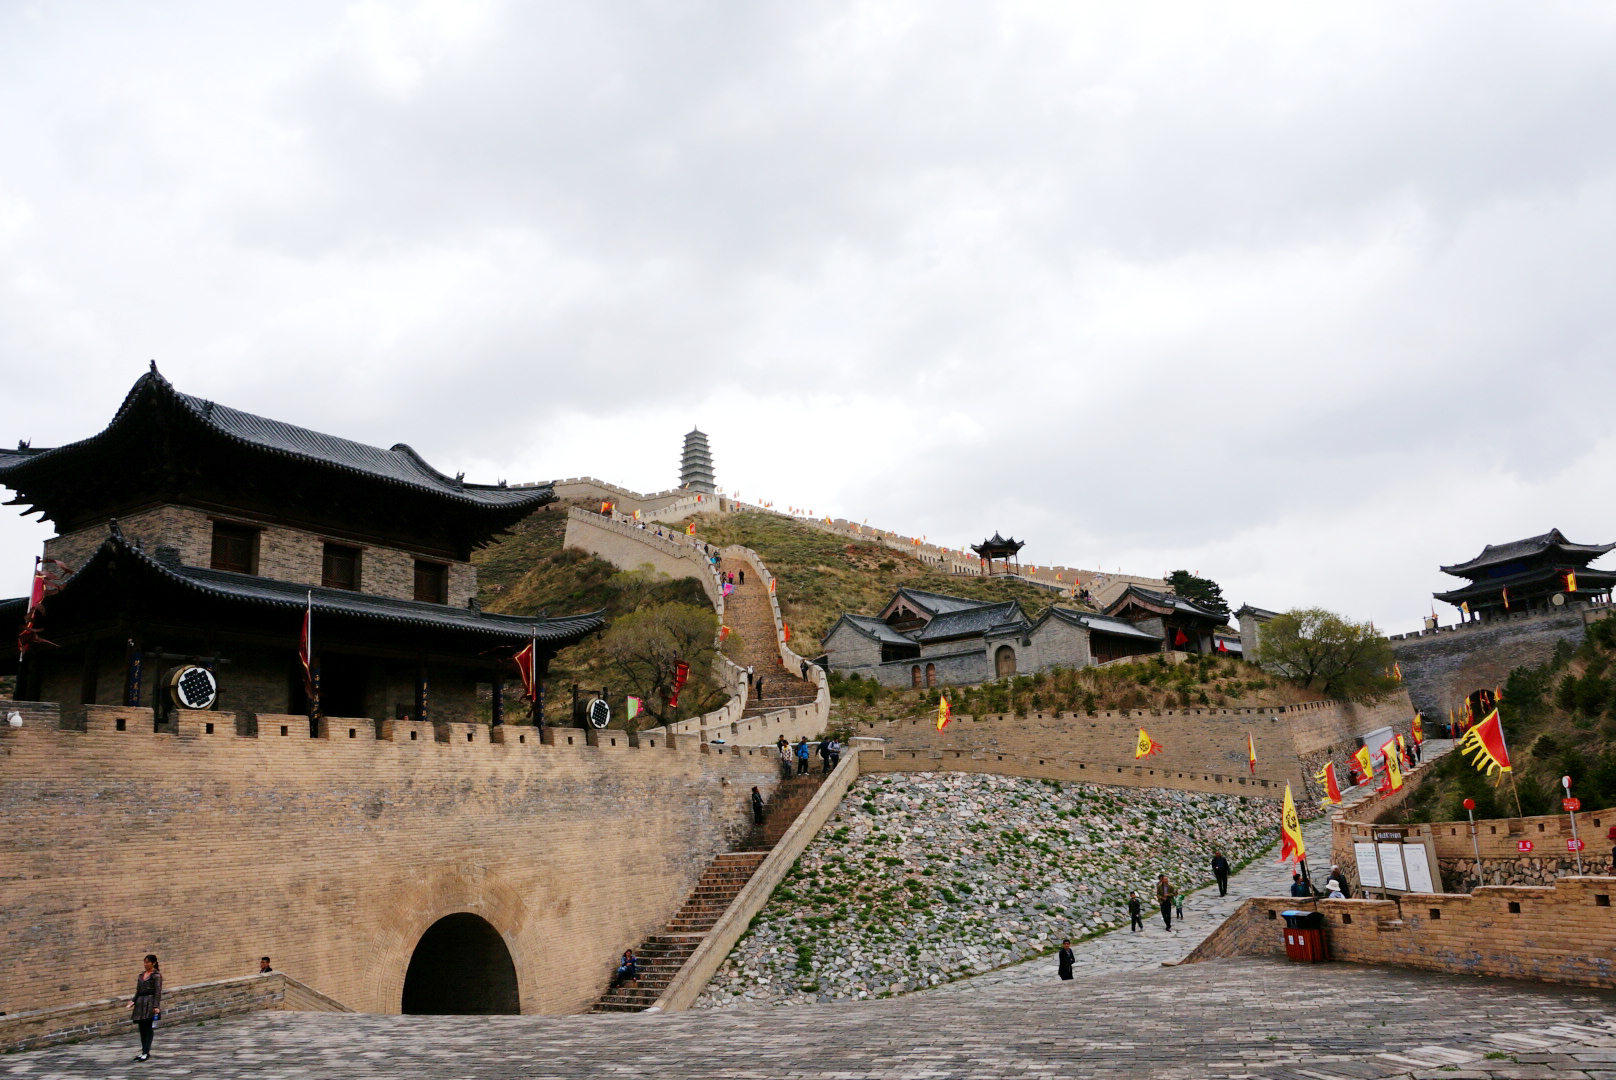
[0,704,781,1018]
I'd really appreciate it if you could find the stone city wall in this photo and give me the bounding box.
[1388,603,1611,718]
[855,693,1414,806]
[0,704,781,1018]
[1184,877,1616,990]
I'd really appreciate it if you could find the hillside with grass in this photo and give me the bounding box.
[1393,616,1616,823]
[686,511,1077,647]
[470,500,726,726]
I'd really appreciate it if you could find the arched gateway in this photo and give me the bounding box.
[401,913,520,1014]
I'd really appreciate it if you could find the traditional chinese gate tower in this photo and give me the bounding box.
[1,365,601,727]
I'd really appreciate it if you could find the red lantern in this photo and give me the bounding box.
[1463,798,1476,811]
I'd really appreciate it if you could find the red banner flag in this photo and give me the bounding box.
[1247,733,1257,774]
[1457,708,1513,776]
[514,641,537,702]
[1173,629,1189,647]
[669,660,690,708]
[1315,762,1343,805]
[298,592,315,702]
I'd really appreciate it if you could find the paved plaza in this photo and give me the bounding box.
[5,958,1616,1080]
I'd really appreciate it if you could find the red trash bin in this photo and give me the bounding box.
[1281,911,1329,962]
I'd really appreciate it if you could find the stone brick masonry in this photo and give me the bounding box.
[0,705,782,1017]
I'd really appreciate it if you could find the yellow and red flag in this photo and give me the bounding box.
[1247,733,1257,774]
[1279,783,1306,863]
[936,696,952,732]
[718,625,732,643]
[1565,569,1579,594]
[1412,712,1424,744]
[1457,708,1513,776]
[686,522,696,535]
[1380,738,1404,791]
[767,578,776,596]
[782,623,792,643]
[1315,762,1343,805]
[1353,744,1373,784]
[1135,728,1163,758]
[1502,586,1511,610]
[1392,662,1403,681]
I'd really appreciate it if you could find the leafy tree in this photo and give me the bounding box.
[1165,570,1228,617]
[600,603,724,725]
[1255,607,1397,702]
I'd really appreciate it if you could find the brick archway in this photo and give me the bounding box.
[361,862,533,1014]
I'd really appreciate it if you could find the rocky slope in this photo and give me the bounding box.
[694,772,1275,1008]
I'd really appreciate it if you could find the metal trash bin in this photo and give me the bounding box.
[1280,910,1329,962]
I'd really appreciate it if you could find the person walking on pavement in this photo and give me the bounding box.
[796,736,810,776]
[751,786,765,826]
[756,677,765,701]
[738,568,745,585]
[1211,850,1230,897]
[128,953,162,1062]
[1289,872,1311,898]
[746,665,755,689]
[1127,892,1143,932]
[818,737,833,774]
[828,737,841,770]
[777,735,793,779]
[1174,889,1184,924]
[1156,874,1176,931]
[1057,939,1075,981]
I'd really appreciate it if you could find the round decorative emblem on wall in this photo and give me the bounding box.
[169,665,218,710]
[587,697,610,729]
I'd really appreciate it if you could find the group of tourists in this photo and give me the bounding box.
[774,734,840,777]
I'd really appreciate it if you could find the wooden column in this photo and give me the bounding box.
[491,678,504,726]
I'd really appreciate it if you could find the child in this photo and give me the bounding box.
[1127,892,1143,932]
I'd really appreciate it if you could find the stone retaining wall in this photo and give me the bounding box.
[1184,877,1616,990]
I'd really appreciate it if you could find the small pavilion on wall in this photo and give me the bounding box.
[971,532,1025,575]
[1434,528,1616,621]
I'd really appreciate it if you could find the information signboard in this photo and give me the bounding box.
[1354,841,1381,888]
[1402,844,1436,893]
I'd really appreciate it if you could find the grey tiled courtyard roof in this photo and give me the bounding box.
[893,588,997,616]
[1041,606,1161,641]
[826,614,918,646]
[1106,585,1226,622]
[1440,529,1616,576]
[915,601,1028,642]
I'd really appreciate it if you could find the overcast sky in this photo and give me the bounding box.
[3,1,1615,635]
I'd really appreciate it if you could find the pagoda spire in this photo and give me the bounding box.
[679,428,716,494]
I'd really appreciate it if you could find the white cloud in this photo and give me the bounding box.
[2,0,1614,633]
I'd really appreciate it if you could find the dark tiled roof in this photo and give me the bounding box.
[0,368,552,511]
[1105,585,1226,622]
[1440,529,1616,576]
[1434,566,1616,605]
[1233,604,1280,621]
[826,614,916,647]
[915,601,1028,642]
[1041,607,1161,641]
[10,529,603,644]
[893,588,996,616]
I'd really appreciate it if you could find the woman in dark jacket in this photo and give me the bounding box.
[751,786,766,825]
[128,953,162,1061]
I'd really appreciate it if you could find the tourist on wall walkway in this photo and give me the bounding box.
[751,786,765,826]
[777,736,793,778]
[1156,875,1176,931]
[1057,939,1074,981]
[1127,893,1143,932]
[796,736,810,775]
[127,953,161,1062]
[1211,850,1230,896]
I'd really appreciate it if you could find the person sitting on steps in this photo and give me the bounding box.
[610,949,639,989]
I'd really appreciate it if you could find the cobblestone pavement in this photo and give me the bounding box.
[6,958,1616,1080]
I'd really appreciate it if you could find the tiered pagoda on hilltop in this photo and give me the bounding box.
[0,365,602,728]
[1434,528,1616,619]
[679,428,716,494]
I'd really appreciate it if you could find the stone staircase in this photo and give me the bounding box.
[590,772,826,1012]
[718,556,818,718]
[744,773,825,851]
[591,851,768,1012]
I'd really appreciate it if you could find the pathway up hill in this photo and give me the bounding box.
[716,554,817,717]
[690,511,1068,649]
